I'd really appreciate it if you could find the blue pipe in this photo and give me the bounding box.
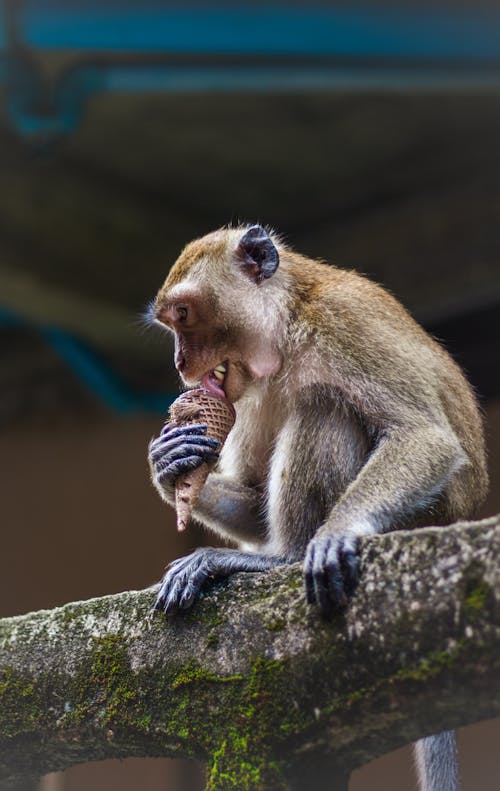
[15,2,500,61]
[0,307,173,414]
[1,2,500,138]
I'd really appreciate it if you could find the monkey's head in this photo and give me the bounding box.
[152,225,285,403]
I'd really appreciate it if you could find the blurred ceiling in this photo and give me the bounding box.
[0,1,499,421]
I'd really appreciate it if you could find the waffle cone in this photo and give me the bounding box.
[168,388,236,531]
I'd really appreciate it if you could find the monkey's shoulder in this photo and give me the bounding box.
[283,254,413,329]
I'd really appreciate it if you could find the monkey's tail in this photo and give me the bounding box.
[414,730,459,791]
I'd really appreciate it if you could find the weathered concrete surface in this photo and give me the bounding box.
[0,517,499,790]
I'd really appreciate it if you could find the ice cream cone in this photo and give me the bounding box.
[168,388,236,531]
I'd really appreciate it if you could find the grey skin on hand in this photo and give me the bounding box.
[148,422,220,497]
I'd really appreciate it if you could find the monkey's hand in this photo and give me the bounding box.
[303,531,361,617]
[154,549,284,616]
[148,422,221,504]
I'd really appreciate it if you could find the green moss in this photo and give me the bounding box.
[63,634,141,732]
[283,574,303,593]
[321,642,468,719]
[204,656,311,790]
[342,687,370,705]
[3,591,490,790]
[171,662,243,689]
[460,560,494,625]
[206,631,220,648]
[0,667,45,738]
[61,608,78,625]
[463,579,491,619]
[183,599,228,628]
[264,616,286,632]
[392,649,456,683]
[142,655,304,790]
[207,733,287,791]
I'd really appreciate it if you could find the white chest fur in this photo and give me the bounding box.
[218,380,288,487]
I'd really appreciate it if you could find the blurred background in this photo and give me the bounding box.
[0,1,499,789]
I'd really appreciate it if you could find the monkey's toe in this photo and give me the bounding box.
[153,550,213,617]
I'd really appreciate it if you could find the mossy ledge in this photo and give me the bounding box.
[1,516,499,790]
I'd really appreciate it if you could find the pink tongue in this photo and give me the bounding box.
[201,371,226,399]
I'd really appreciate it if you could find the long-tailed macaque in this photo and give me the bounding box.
[147,225,488,791]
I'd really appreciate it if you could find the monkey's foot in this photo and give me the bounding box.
[154,548,284,616]
[303,533,360,617]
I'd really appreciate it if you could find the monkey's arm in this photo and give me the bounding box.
[194,473,267,544]
[149,422,284,615]
[148,422,266,545]
[304,418,466,614]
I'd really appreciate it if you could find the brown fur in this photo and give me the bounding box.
[150,224,485,791]
[161,233,228,290]
[152,224,488,546]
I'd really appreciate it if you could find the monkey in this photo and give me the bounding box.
[147,224,488,791]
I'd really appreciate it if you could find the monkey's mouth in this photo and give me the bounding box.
[201,362,227,399]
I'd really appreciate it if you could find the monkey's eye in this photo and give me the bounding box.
[176,305,188,322]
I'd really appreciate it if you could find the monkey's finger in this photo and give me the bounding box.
[154,554,201,614]
[313,569,332,614]
[164,557,208,614]
[153,579,170,612]
[179,565,210,609]
[152,438,220,466]
[341,552,359,597]
[179,590,196,610]
[305,538,330,609]
[153,596,166,613]
[167,554,195,573]
[152,428,212,453]
[155,453,218,485]
[311,540,332,614]
[303,543,317,605]
[325,566,348,612]
[162,596,180,617]
[323,538,350,612]
[153,588,164,611]
[166,551,205,578]
[160,572,187,615]
[149,423,206,455]
[149,432,216,463]
[153,433,220,453]
[155,455,201,484]
[160,422,207,439]
[339,537,360,596]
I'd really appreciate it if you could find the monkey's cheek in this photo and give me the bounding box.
[224,363,250,403]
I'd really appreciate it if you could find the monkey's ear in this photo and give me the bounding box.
[236,225,279,283]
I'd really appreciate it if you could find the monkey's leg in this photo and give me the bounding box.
[267,387,371,611]
[154,549,285,616]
